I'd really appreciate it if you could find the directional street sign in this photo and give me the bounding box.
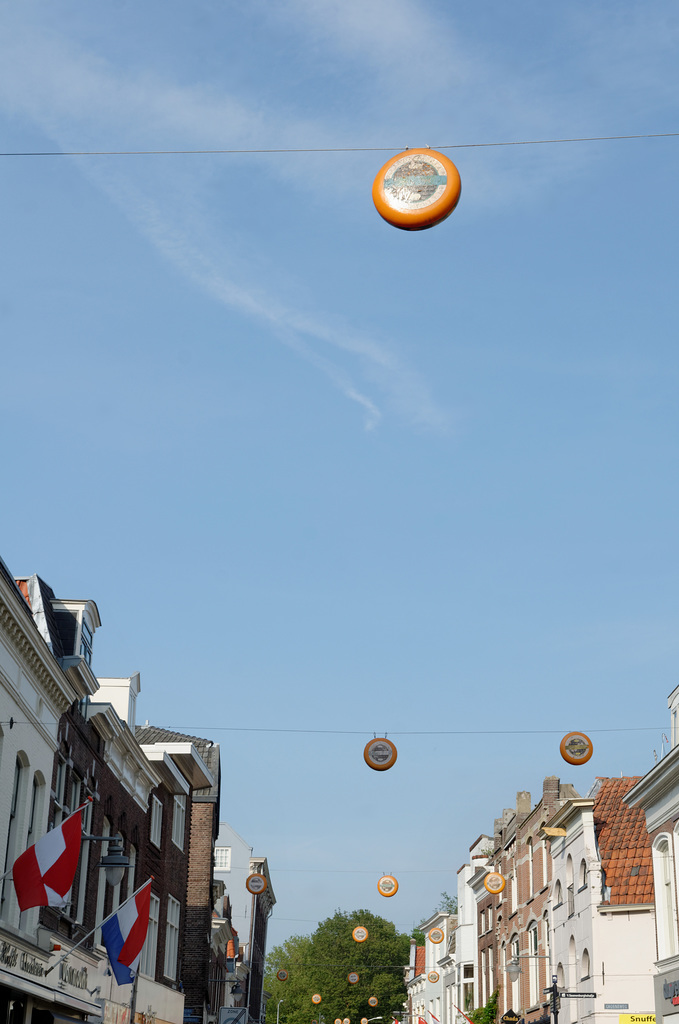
[559,993,597,999]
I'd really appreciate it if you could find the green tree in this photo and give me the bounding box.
[265,910,410,1024]
[436,892,458,915]
[469,989,498,1024]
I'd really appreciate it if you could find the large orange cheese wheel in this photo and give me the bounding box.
[372,149,461,231]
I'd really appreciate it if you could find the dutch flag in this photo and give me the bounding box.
[101,879,153,985]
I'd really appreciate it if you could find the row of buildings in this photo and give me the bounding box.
[406,691,679,1024]
[0,556,275,1024]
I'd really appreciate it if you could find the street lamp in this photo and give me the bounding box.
[83,834,129,887]
[277,1000,284,1024]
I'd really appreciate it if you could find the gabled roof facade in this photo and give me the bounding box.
[593,776,654,905]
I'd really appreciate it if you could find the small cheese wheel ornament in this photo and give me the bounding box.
[362,1019,369,1024]
[246,873,268,895]
[348,972,360,984]
[352,925,369,942]
[428,927,444,944]
[276,970,289,982]
[484,872,506,895]
[427,972,439,984]
[312,995,322,1005]
[377,874,399,897]
[560,732,593,765]
[372,149,461,231]
[364,738,397,771]
[368,997,379,1008]
[336,1019,343,1023]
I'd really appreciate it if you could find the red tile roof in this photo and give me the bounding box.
[415,946,426,976]
[593,777,654,905]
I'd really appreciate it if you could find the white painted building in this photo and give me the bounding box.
[448,836,492,1024]
[546,778,655,1024]
[407,912,455,1024]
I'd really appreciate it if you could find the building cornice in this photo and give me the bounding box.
[0,578,76,715]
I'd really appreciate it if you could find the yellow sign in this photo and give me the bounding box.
[619,1017,654,1024]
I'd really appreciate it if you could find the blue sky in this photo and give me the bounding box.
[1,0,679,950]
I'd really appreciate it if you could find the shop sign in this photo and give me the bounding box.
[103,1002,132,1024]
[60,961,88,989]
[0,940,46,978]
[618,1016,655,1024]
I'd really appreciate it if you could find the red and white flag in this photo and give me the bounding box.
[429,1014,440,1023]
[12,801,90,912]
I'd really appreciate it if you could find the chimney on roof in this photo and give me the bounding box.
[516,791,531,819]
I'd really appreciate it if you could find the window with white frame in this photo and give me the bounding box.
[528,923,539,1006]
[654,835,677,959]
[541,840,548,889]
[126,845,137,900]
[75,795,93,924]
[579,859,588,890]
[150,795,162,847]
[164,896,181,979]
[94,818,111,944]
[581,948,590,979]
[172,795,186,850]
[510,938,520,1003]
[214,846,231,870]
[1,757,25,915]
[140,893,160,977]
[53,754,68,827]
[510,871,517,913]
[554,879,563,907]
[527,838,534,895]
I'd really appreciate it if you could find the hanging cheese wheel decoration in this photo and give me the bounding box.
[336,1019,343,1023]
[276,970,289,982]
[427,972,439,984]
[368,997,378,1008]
[560,732,593,766]
[364,738,397,771]
[352,925,369,942]
[246,873,268,894]
[348,972,360,984]
[484,872,506,895]
[428,927,444,944]
[362,1019,369,1024]
[372,149,461,231]
[312,995,322,1005]
[377,874,399,897]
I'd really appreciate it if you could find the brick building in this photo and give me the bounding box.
[136,728,221,1024]
[473,777,579,1024]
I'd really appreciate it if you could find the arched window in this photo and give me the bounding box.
[541,838,548,889]
[566,856,574,916]
[579,859,588,889]
[554,879,563,906]
[653,835,677,959]
[1,754,28,920]
[527,838,534,896]
[581,949,590,979]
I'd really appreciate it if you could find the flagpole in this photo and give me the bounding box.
[129,969,140,1024]
[44,878,152,976]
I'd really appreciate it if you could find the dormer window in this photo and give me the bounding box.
[80,619,93,665]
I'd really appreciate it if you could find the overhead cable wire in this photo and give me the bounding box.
[164,724,662,735]
[1,131,678,158]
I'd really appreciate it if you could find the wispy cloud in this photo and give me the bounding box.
[0,21,449,430]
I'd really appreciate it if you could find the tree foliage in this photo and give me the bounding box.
[468,989,498,1024]
[265,910,411,1024]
